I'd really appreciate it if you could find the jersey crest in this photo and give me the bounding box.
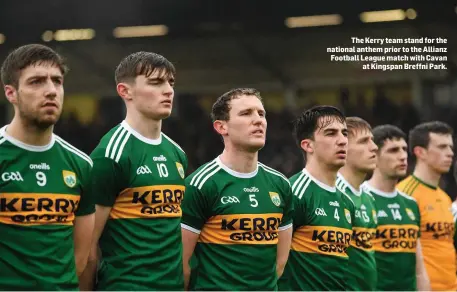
[269,192,281,207]
[176,162,185,179]
[345,208,351,223]
[62,170,77,188]
[405,208,416,220]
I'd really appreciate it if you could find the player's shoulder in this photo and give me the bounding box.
[186,158,222,191]
[290,168,334,200]
[161,132,186,157]
[397,189,418,205]
[257,162,290,187]
[396,175,414,191]
[53,135,93,168]
[91,123,127,158]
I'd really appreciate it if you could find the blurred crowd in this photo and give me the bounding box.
[53,88,457,200]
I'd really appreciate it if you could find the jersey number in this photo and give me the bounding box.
[391,209,402,220]
[362,210,370,222]
[249,194,258,207]
[156,163,169,178]
[334,208,340,221]
[36,171,47,187]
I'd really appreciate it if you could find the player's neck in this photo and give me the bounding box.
[125,112,161,140]
[413,162,441,188]
[219,148,258,173]
[305,159,338,187]
[339,166,366,191]
[368,170,397,193]
[6,116,53,146]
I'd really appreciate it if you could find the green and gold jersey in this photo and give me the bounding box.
[181,157,294,291]
[362,182,421,291]
[278,169,355,291]
[336,173,377,291]
[0,125,94,290]
[91,121,187,291]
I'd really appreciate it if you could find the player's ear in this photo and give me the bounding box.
[117,82,132,101]
[4,85,18,105]
[413,146,426,159]
[300,139,314,154]
[213,120,228,136]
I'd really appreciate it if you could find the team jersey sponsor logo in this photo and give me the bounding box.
[62,170,77,188]
[291,225,351,257]
[153,155,167,162]
[110,185,184,219]
[1,171,23,182]
[29,163,50,170]
[373,224,419,253]
[176,162,185,179]
[244,187,259,192]
[0,193,79,225]
[315,208,327,216]
[137,166,152,175]
[424,222,454,240]
[329,201,340,207]
[377,210,388,218]
[405,208,416,221]
[373,210,378,224]
[351,227,376,251]
[269,192,281,207]
[221,196,240,204]
[199,213,282,245]
[345,209,352,224]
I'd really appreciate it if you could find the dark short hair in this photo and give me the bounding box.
[408,121,453,155]
[292,105,345,147]
[372,124,406,150]
[1,44,68,88]
[115,51,175,84]
[211,88,262,122]
[346,116,372,138]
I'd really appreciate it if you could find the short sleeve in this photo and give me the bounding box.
[279,182,294,230]
[181,178,214,232]
[75,163,95,216]
[415,201,421,238]
[91,157,124,207]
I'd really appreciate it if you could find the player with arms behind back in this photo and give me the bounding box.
[278,106,355,291]
[80,52,187,290]
[362,125,430,291]
[0,44,94,290]
[335,117,378,290]
[397,121,457,291]
[181,88,293,291]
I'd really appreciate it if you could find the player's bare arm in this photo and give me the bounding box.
[181,228,200,290]
[276,227,292,278]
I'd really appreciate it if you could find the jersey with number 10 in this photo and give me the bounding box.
[0,125,94,290]
[91,121,187,291]
[278,169,354,291]
[336,174,377,291]
[181,157,293,291]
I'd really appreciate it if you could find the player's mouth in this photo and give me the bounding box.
[42,102,58,109]
[397,163,407,170]
[368,154,376,160]
[336,149,346,158]
[251,129,264,136]
[161,99,172,106]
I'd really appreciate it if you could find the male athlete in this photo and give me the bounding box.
[278,105,355,291]
[397,121,456,291]
[80,52,187,290]
[0,44,94,290]
[181,88,293,291]
[362,125,430,291]
[335,117,378,290]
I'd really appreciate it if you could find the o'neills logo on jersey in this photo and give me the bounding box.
[110,185,185,219]
[351,227,376,251]
[291,226,351,258]
[372,224,419,253]
[423,222,454,240]
[0,193,79,225]
[199,213,282,245]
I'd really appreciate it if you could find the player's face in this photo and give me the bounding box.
[347,129,378,173]
[4,63,64,129]
[423,133,454,174]
[226,95,267,152]
[131,69,174,120]
[311,117,348,169]
[377,138,408,179]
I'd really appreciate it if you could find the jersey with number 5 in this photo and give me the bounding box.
[278,169,355,291]
[90,121,188,291]
[0,125,94,290]
[181,157,294,291]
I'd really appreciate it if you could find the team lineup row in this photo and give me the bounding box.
[0,44,455,291]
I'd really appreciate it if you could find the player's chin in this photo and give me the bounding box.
[245,140,265,152]
[153,109,172,120]
[37,115,59,128]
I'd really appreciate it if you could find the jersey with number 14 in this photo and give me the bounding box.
[91,121,187,291]
[278,169,354,291]
[336,174,377,291]
[181,157,293,291]
[0,125,94,290]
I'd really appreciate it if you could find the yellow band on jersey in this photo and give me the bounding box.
[372,224,419,253]
[351,227,377,251]
[0,192,79,226]
[291,225,352,258]
[110,185,185,219]
[199,213,283,245]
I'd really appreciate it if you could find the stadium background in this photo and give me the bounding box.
[1,0,457,198]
